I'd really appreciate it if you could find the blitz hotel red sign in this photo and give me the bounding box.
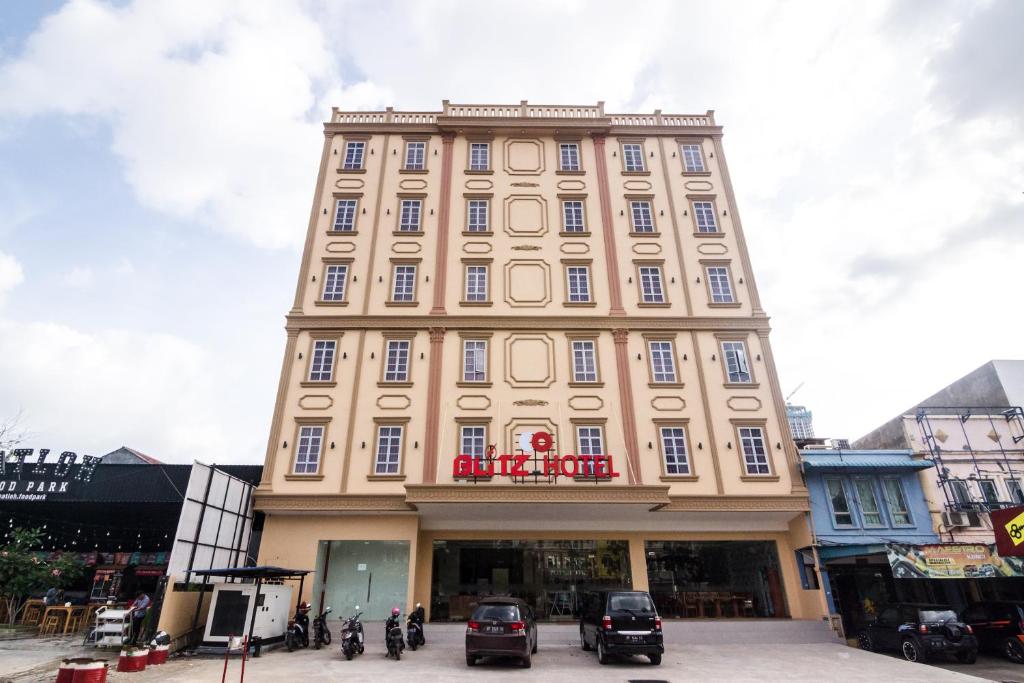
[452,431,620,480]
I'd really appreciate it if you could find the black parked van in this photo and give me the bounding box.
[579,590,663,665]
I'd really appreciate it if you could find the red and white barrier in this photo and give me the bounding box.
[148,644,170,665]
[116,648,149,673]
[70,659,108,683]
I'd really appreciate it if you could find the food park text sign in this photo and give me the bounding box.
[451,431,620,480]
[0,449,100,501]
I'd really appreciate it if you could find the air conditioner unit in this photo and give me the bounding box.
[943,510,983,528]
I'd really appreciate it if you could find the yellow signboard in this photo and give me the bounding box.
[1004,510,1024,547]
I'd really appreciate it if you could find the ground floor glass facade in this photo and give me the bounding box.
[315,540,409,621]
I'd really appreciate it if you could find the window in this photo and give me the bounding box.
[854,479,884,527]
[721,340,752,383]
[825,477,854,526]
[1008,479,1024,505]
[322,264,348,302]
[308,340,336,382]
[333,199,357,232]
[293,425,324,474]
[460,425,487,464]
[469,142,490,171]
[660,426,690,475]
[464,265,489,302]
[383,339,411,382]
[562,200,586,232]
[681,143,706,173]
[566,266,592,303]
[559,142,581,171]
[739,426,770,475]
[466,199,489,232]
[391,265,417,302]
[706,266,735,303]
[398,199,422,232]
[979,479,1000,505]
[638,265,665,303]
[630,201,655,233]
[374,425,403,475]
[693,200,719,233]
[882,477,913,525]
[404,141,425,170]
[571,339,598,383]
[343,140,365,170]
[648,340,678,383]
[950,479,972,506]
[462,339,487,383]
[577,425,604,476]
[622,142,645,172]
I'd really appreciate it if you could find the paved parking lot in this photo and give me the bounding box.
[0,621,1008,682]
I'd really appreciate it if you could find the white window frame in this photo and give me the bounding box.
[566,265,592,303]
[638,265,665,303]
[681,143,705,173]
[825,477,856,528]
[630,201,655,233]
[571,339,598,383]
[1008,479,1024,505]
[882,477,914,526]
[693,200,719,233]
[722,340,752,383]
[706,266,735,303]
[622,143,645,172]
[464,265,489,302]
[739,426,771,476]
[391,264,417,302]
[460,425,487,464]
[559,142,581,171]
[374,425,403,475]
[333,199,358,232]
[562,200,586,232]
[308,339,336,382]
[469,142,490,171]
[648,340,678,383]
[383,339,411,382]
[398,199,422,232]
[293,425,324,474]
[343,141,365,170]
[467,199,489,232]
[979,479,1000,505]
[462,339,488,383]
[322,264,348,302]
[576,425,604,476]
[660,426,691,475]
[404,141,426,170]
[853,477,886,527]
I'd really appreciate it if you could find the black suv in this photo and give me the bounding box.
[579,590,663,665]
[961,601,1024,663]
[858,603,977,664]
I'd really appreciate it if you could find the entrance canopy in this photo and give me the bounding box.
[191,566,311,581]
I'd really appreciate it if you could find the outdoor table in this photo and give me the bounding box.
[40,606,71,634]
[21,599,45,625]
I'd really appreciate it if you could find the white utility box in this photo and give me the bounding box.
[201,583,292,647]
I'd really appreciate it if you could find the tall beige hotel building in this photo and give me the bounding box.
[256,100,826,623]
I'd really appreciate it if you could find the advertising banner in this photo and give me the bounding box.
[991,505,1024,557]
[887,542,1024,579]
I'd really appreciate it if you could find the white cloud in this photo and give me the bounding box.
[0,0,391,249]
[63,266,95,288]
[0,250,24,295]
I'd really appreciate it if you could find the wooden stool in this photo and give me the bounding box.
[40,612,66,636]
[66,607,88,633]
[22,602,44,626]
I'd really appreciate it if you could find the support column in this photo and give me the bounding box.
[612,329,641,484]
[592,134,626,316]
[430,133,456,315]
[422,327,446,483]
[259,329,300,488]
[628,535,649,591]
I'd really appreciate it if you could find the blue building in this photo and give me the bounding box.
[799,447,938,637]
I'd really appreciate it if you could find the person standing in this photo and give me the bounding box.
[127,591,150,644]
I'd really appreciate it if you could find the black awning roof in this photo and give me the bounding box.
[191,566,311,580]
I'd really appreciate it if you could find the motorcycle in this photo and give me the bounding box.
[386,620,405,661]
[312,606,332,650]
[285,604,311,652]
[406,616,424,651]
[339,608,365,661]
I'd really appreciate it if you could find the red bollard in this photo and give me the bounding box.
[116,648,148,673]
[71,659,108,683]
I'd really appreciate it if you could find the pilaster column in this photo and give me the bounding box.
[259,329,301,488]
[422,327,446,483]
[612,328,641,484]
[430,134,456,315]
[592,134,626,316]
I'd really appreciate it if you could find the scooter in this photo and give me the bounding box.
[386,620,405,661]
[312,606,332,649]
[285,605,311,652]
[406,616,424,651]
[339,608,364,661]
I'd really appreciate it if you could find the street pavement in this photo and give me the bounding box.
[1,621,1009,682]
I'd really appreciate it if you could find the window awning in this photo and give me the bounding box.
[801,452,933,472]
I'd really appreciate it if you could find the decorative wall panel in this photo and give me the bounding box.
[504,334,556,388]
[504,260,551,307]
[503,138,545,175]
[504,195,548,236]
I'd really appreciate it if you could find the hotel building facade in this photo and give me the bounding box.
[255,101,826,622]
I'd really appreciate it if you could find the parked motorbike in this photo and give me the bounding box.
[312,606,332,649]
[406,616,424,651]
[339,608,365,661]
[285,602,312,652]
[386,621,405,660]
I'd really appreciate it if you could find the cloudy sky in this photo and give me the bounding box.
[0,0,1021,464]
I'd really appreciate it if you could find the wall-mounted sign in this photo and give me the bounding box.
[452,431,620,480]
[991,505,1024,558]
[887,542,1024,579]
[0,449,101,501]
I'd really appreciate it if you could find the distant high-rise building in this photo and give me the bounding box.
[787,404,814,440]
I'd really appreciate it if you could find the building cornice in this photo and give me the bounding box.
[254,493,412,512]
[285,314,773,333]
[662,495,810,512]
[404,484,672,506]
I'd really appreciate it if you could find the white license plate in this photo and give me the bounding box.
[485,626,503,634]
[626,635,644,643]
